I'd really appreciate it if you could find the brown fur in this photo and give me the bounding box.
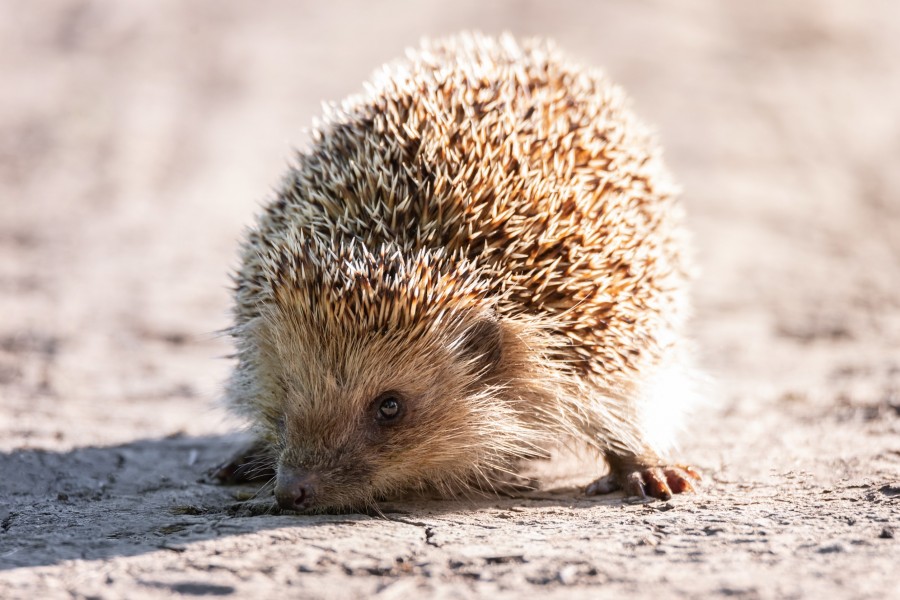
[224,33,697,511]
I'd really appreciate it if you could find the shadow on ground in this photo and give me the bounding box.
[0,434,626,570]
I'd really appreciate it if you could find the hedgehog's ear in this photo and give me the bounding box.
[458,311,505,376]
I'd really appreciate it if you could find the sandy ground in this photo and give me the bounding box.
[1,1,899,598]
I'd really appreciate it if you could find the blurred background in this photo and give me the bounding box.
[1,0,898,463]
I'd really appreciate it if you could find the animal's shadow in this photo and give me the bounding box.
[0,434,630,570]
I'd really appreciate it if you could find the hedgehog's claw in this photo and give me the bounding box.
[586,464,701,501]
[584,474,620,495]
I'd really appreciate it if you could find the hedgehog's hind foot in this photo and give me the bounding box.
[212,439,276,485]
[586,462,701,501]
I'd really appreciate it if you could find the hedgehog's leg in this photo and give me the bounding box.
[581,357,702,500]
[212,438,276,484]
[586,454,701,501]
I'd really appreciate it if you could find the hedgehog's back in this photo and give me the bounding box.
[243,33,688,380]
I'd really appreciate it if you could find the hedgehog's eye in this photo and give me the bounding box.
[374,392,403,423]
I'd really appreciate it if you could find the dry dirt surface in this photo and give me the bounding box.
[2,1,899,598]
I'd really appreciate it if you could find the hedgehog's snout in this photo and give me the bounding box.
[275,465,319,511]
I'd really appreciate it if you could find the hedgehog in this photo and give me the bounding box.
[216,32,701,513]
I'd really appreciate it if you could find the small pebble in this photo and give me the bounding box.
[558,565,578,585]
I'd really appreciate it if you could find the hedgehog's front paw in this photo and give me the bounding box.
[211,439,276,485]
[585,464,701,501]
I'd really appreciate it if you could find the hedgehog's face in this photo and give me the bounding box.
[252,301,536,513]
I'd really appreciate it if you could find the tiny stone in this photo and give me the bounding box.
[879,526,895,539]
[817,542,846,554]
[558,565,578,585]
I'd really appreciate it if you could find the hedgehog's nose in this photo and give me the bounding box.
[274,467,318,511]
